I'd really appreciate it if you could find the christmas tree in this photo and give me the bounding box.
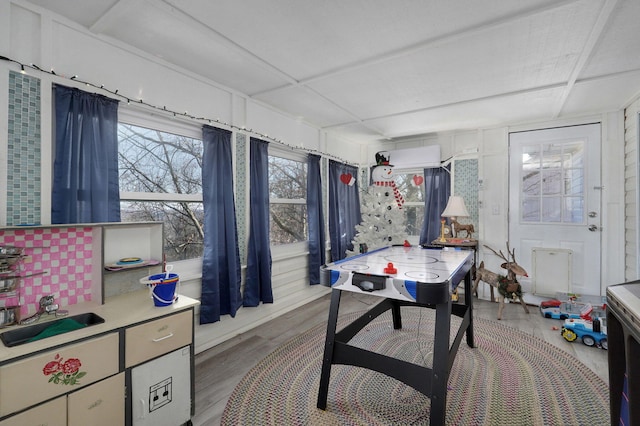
[347,152,408,256]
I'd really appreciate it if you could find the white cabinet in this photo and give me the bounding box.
[131,347,192,426]
[126,310,194,425]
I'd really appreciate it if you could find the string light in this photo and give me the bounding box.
[0,55,356,165]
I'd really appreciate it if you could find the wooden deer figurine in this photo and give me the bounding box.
[450,218,475,238]
[472,243,530,320]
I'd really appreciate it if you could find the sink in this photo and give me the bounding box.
[0,313,105,347]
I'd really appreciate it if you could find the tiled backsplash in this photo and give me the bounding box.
[0,227,95,317]
[454,159,479,229]
[7,71,41,226]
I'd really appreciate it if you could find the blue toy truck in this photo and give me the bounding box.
[561,317,608,350]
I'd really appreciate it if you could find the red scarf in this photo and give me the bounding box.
[373,181,404,209]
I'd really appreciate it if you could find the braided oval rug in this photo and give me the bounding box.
[221,307,609,425]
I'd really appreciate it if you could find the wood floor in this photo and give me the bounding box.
[192,290,609,426]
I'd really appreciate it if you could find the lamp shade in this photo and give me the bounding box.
[442,196,470,218]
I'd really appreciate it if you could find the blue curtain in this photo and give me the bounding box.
[419,166,451,245]
[328,160,361,261]
[244,138,273,306]
[307,154,325,284]
[52,84,120,223]
[200,126,242,324]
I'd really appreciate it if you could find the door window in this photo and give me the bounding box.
[520,141,584,224]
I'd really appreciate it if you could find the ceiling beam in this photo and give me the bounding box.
[89,0,137,34]
[155,0,299,86]
[552,0,620,118]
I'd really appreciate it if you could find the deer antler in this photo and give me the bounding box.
[484,242,520,271]
[507,241,517,264]
[483,244,510,263]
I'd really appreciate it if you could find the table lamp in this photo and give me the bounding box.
[441,195,470,239]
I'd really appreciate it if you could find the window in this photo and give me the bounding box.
[394,172,425,236]
[521,141,584,223]
[268,152,307,246]
[118,120,204,262]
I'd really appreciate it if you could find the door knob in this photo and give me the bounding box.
[588,224,598,232]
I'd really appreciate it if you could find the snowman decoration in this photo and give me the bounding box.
[371,152,405,209]
[347,152,408,256]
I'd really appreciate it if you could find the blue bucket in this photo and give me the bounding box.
[140,273,179,307]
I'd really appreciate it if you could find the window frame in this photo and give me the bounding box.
[118,108,203,204]
[389,168,426,239]
[267,145,309,255]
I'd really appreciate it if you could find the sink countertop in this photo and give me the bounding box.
[0,289,199,363]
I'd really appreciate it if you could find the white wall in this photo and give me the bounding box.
[624,97,640,281]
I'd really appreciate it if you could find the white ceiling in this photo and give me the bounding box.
[21,0,640,143]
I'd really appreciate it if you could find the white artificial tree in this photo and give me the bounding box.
[347,155,408,256]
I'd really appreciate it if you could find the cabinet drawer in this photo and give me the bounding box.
[68,372,125,426]
[125,310,192,367]
[0,333,119,416]
[0,396,66,426]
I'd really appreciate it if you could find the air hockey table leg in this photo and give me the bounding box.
[391,300,402,329]
[430,299,453,425]
[464,270,475,348]
[317,288,341,410]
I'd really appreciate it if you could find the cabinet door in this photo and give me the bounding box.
[0,333,119,416]
[0,397,66,426]
[125,310,192,367]
[131,348,191,426]
[68,373,125,426]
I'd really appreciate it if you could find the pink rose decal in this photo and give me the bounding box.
[42,360,61,375]
[62,358,82,374]
[43,354,86,386]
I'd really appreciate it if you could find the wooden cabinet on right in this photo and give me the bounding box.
[0,333,119,417]
[0,305,196,426]
[68,372,125,426]
[0,397,67,426]
[0,372,124,426]
[125,309,193,368]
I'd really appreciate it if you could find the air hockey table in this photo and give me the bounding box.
[316,245,475,425]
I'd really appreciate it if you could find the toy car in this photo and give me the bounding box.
[561,317,608,350]
[540,299,585,320]
[540,299,562,309]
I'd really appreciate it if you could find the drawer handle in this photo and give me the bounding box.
[138,398,146,419]
[152,333,174,342]
[88,398,103,410]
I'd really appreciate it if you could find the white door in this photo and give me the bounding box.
[508,123,601,296]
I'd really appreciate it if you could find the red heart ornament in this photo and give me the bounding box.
[413,175,424,186]
[340,173,352,185]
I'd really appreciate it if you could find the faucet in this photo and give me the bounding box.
[42,295,59,315]
[19,295,57,325]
